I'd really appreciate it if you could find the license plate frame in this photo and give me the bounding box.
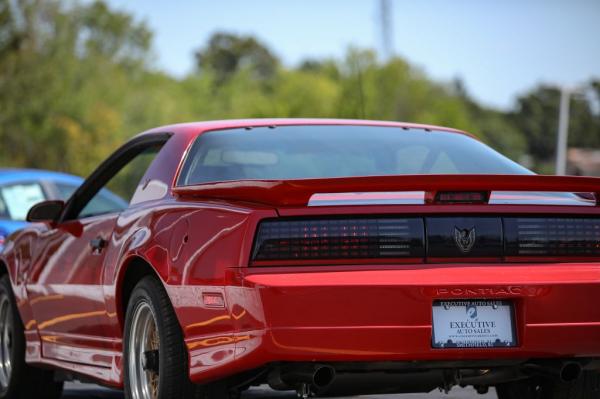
[432,299,517,349]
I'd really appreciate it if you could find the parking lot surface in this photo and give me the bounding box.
[62,383,497,398]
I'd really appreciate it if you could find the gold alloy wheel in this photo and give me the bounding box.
[128,301,160,399]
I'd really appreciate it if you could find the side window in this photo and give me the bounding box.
[104,147,160,202]
[54,183,78,200]
[55,182,129,219]
[0,182,47,221]
[76,145,163,219]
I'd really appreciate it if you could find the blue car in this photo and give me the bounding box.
[0,169,127,247]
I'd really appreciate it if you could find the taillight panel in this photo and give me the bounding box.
[252,217,424,262]
[251,216,600,265]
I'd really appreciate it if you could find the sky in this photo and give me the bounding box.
[101,0,600,110]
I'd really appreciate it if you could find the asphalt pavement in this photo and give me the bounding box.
[62,382,497,399]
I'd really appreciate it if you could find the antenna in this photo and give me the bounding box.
[379,0,394,61]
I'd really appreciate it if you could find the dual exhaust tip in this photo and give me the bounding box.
[268,360,584,394]
[557,361,582,383]
[269,364,336,391]
[523,361,583,383]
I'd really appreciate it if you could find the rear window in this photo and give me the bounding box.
[177,125,531,186]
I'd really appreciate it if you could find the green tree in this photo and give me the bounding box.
[510,84,600,170]
[451,79,526,161]
[194,32,279,84]
[0,0,152,175]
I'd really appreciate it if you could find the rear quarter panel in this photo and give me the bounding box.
[102,198,275,380]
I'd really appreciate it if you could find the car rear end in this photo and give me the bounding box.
[174,122,600,396]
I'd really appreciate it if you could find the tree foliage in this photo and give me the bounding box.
[194,32,279,84]
[0,0,153,175]
[511,86,600,171]
[0,0,599,179]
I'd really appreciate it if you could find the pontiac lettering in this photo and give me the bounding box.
[436,287,524,296]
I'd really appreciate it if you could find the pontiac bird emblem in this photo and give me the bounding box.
[454,226,476,253]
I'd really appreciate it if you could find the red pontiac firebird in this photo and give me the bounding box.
[1,119,600,399]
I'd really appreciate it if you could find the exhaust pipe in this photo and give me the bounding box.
[560,362,582,382]
[268,364,336,390]
[523,361,582,383]
[312,365,336,388]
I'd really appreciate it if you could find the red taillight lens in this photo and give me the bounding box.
[252,218,424,263]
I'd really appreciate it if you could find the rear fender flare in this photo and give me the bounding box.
[112,250,169,330]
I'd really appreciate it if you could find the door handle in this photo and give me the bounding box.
[90,237,107,252]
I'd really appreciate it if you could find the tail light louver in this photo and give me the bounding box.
[504,217,600,257]
[252,216,600,264]
[252,218,424,262]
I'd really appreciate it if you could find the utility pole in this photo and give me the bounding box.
[379,0,394,61]
[555,87,571,175]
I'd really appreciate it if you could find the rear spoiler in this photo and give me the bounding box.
[172,174,600,207]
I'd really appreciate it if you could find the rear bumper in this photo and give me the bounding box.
[185,263,600,382]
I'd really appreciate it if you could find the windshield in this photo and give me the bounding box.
[178,125,532,185]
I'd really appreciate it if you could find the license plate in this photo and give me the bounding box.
[432,300,516,348]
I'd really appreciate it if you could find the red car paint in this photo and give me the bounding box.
[172,173,600,207]
[1,118,600,388]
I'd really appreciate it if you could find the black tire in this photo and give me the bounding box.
[0,274,63,399]
[497,372,600,399]
[123,276,198,399]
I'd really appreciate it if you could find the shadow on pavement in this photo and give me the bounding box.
[61,383,496,398]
